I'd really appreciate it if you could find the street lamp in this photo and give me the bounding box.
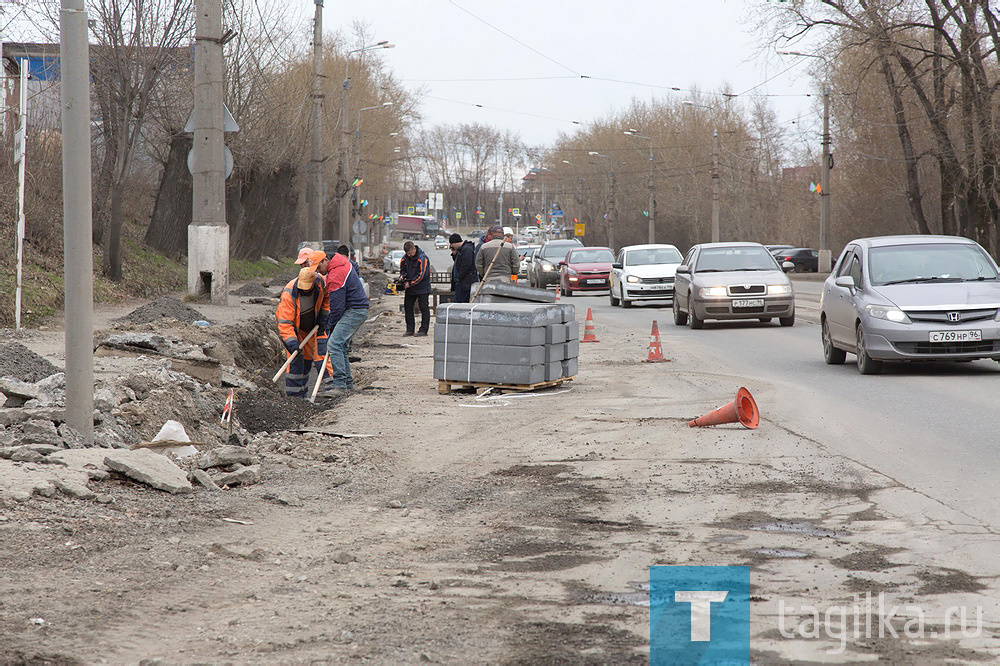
[343,41,395,91]
[588,152,617,250]
[625,129,656,244]
[778,50,833,272]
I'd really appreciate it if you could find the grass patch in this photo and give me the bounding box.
[231,256,297,281]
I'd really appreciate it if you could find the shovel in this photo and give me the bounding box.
[272,326,319,382]
[310,342,333,403]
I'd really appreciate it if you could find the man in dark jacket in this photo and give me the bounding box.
[399,241,431,336]
[449,233,476,303]
[324,254,370,393]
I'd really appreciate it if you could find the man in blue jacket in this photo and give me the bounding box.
[399,240,431,336]
[449,233,476,303]
[324,253,370,393]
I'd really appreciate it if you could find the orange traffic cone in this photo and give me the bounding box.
[555,285,562,302]
[688,387,760,429]
[644,320,670,362]
[582,308,599,343]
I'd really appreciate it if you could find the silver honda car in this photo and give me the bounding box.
[673,242,795,328]
[821,235,1000,374]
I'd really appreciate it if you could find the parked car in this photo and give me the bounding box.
[609,244,684,308]
[673,242,795,329]
[383,249,405,273]
[773,248,820,273]
[765,244,795,254]
[559,246,614,295]
[528,239,584,288]
[820,235,1000,375]
[466,229,484,241]
[434,235,448,249]
[517,244,541,281]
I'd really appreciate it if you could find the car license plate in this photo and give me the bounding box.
[586,279,605,285]
[733,298,764,308]
[929,330,982,342]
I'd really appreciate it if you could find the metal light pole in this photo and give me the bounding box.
[60,0,95,445]
[307,0,324,242]
[625,129,655,244]
[338,41,394,245]
[711,129,720,243]
[779,50,833,272]
[588,152,616,250]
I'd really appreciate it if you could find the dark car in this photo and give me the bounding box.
[774,248,819,273]
[559,246,614,295]
[528,239,584,288]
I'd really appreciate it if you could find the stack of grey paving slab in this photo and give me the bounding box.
[473,281,556,304]
[434,302,579,385]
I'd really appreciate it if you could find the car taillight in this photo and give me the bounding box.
[783,256,792,261]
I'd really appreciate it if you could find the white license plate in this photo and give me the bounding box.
[586,279,605,284]
[733,298,764,308]
[929,330,982,343]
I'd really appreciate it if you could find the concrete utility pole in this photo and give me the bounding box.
[589,151,615,250]
[819,88,832,272]
[60,0,95,445]
[190,0,228,304]
[625,129,655,244]
[307,0,324,242]
[711,129,720,243]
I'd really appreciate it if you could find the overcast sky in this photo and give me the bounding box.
[281,0,823,149]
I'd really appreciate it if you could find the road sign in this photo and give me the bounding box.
[455,212,462,219]
[352,220,368,234]
[535,214,543,221]
[512,208,520,216]
[435,192,444,210]
[407,206,415,214]
[351,234,365,244]
[477,211,485,218]
[184,104,240,133]
[416,203,427,214]
[187,146,234,179]
[574,223,585,237]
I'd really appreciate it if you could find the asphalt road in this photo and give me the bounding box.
[562,288,1000,530]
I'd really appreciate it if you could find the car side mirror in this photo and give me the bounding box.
[676,265,691,275]
[834,276,855,290]
[612,263,622,270]
[782,261,795,273]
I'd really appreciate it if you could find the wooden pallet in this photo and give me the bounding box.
[437,375,576,395]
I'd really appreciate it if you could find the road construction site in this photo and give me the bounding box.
[1,257,999,663]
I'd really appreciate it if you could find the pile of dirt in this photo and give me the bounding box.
[230,282,274,297]
[236,388,324,433]
[0,342,62,381]
[116,297,207,325]
[268,272,297,287]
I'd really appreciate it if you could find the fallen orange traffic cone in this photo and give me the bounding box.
[689,387,759,429]
[555,285,561,301]
[644,320,670,362]
[582,308,599,343]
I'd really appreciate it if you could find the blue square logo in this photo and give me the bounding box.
[651,566,753,665]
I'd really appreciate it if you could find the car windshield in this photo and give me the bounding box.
[626,248,682,266]
[695,247,777,272]
[569,249,614,263]
[391,251,404,259]
[541,244,576,259]
[869,243,999,286]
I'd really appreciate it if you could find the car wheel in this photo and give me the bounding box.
[759,317,772,323]
[621,296,632,308]
[855,326,883,375]
[822,318,846,365]
[779,312,795,327]
[609,286,620,307]
[688,307,704,329]
[794,263,806,273]
[672,296,688,326]
[565,286,573,297]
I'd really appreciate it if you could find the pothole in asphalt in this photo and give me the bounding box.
[831,546,903,572]
[916,568,985,594]
[717,512,849,538]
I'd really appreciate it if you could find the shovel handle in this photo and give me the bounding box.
[272,326,319,382]
[310,344,333,402]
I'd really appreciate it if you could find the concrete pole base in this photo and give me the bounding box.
[188,224,229,305]
[819,249,833,274]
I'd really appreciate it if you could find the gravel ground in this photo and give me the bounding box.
[230,282,275,297]
[0,342,61,382]
[115,297,208,325]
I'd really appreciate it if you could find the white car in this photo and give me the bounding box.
[383,249,405,273]
[609,244,684,308]
[434,236,448,249]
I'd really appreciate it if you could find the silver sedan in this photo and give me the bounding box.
[821,235,1000,374]
[673,242,795,328]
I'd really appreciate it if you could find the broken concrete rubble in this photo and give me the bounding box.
[198,445,256,470]
[0,378,40,407]
[214,464,261,487]
[103,449,193,494]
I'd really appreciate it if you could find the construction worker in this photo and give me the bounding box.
[450,233,476,303]
[399,240,431,336]
[475,227,520,283]
[325,253,370,392]
[474,225,500,257]
[276,267,330,398]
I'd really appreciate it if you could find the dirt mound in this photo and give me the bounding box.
[237,388,324,433]
[230,282,274,297]
[117,297,207,325]
[268,273,297,287]
[0,342,62,381]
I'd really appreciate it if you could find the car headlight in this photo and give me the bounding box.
[699,286,728,298]
[626,275,640,283]
[541,262,555,271]
[865,304,911,324]
[565,267,577,275]
[767,284,792,295]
